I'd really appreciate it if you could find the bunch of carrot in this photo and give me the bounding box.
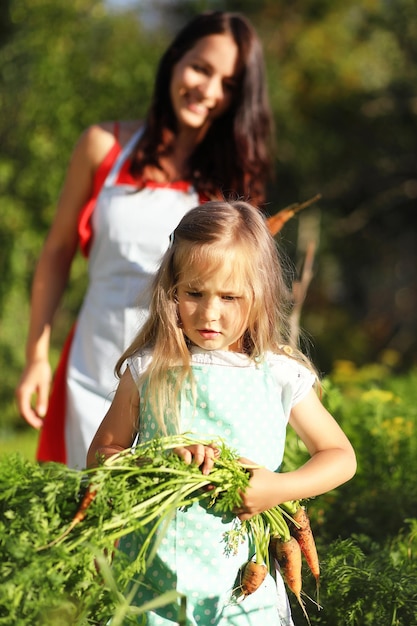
[229,499,319,622]
[39,434,319,620]
[39,434,253,556]
[270,503,320,622]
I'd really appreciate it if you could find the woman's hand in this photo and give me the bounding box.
[173,443,220,476]
[15,359,52,429]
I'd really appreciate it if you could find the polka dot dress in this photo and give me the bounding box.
[118,348,315,625]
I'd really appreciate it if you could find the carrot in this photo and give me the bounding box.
[69,484,97,527]
[291,505,320,591]
[274,536,311,624]
[239,560,268,597]
[275,536,302,598]
[38,484,97,550]
[265,193,322,236]
[266,207,297,236]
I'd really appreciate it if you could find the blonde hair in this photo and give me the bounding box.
[116,200,312,432]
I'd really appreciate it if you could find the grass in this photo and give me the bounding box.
[0,427,38,460]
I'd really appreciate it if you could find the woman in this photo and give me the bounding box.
[16,11,274,469]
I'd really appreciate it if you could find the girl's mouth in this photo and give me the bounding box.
[198,329,220,339]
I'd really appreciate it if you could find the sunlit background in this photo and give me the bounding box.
[1,0,417,442]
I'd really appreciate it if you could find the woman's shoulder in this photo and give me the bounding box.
[75,120,144,169]
[101,119,144,147]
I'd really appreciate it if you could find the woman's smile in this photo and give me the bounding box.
[170,33,239,134]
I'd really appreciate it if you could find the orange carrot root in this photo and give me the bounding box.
[266,209,295,236]
[275,536,302,598]
[291,506,320,592]
[275,536,311,624]
[240,560,268,597]
[38,484,97,550]
[72,485,97,526]
[266,194,322,236]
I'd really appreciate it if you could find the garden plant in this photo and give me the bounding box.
[1,361,417,625]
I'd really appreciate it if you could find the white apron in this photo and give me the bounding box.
[65,131,200,468]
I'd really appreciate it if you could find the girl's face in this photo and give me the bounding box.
[170,34,239,136]
[176,260,251,352]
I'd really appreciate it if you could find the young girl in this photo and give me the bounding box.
[16,11,274,469]
[87,200,356,626]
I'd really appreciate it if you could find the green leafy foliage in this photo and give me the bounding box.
[0,433,308,624]
[306,527,417,626]
[0,435,251,623]
[2,367,417,624]
[318,364,417,543]
[283,364,417,625]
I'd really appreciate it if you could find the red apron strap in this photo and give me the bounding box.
[77,140,121,257]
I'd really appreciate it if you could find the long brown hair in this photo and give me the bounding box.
[116,200,312,432]
[130,11,274,207]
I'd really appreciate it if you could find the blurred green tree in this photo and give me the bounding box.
[258,0,417,370]
[0,0,166,428]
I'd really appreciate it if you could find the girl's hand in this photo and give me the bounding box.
[173,443,220,476]
[234,457,279,521]
[16,360,52,429]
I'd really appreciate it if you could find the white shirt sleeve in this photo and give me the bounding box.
[268,353,316,421]
[126,351,153,390]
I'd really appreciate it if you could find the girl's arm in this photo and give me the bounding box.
[236,388,356,520]
[86,366,140,467]
[15,124,118,428]
[86,365,219,474]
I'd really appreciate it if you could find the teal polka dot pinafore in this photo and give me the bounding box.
[119,348,315,625]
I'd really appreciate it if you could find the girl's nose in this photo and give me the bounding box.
[201,298,220,321]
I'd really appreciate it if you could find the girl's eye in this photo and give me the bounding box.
[186,291,202,298]
[222,295,237,301]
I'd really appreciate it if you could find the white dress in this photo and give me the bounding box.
[118,347,316,626]
[42,130,201,469]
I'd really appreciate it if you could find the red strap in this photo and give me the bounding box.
[77,132,122,257]
[77,126,210,258]
[36,325,76,464]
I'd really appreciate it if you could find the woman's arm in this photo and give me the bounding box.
[86,366,140,467]
[236,388,356,520]
[16,124,118,428]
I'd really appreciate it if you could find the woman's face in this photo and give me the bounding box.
[170,33,240,136]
